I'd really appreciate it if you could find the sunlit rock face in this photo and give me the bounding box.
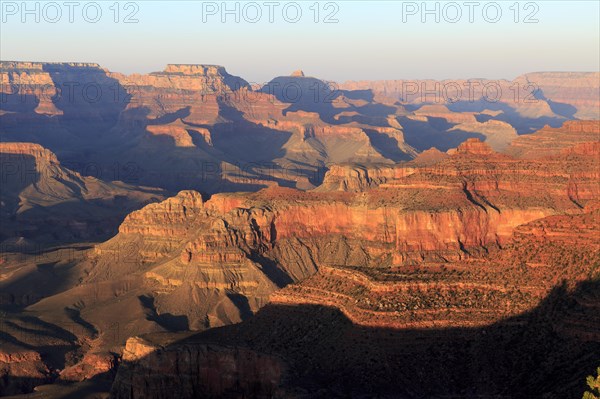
[506,120,600,158]
[110,198,600,399]
[1,61,599,397]
[63,138,597,347]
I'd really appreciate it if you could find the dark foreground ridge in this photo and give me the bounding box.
[112,279,600,399]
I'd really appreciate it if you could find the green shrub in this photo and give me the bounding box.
[583,367,600,399]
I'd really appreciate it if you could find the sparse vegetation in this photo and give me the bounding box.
[584,368,600,399]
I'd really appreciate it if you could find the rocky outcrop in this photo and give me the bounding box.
[0,141,60,164]
[451,137,496,155]
[411,147,449,165]
[78,189,314,333]
[0,62,101,117]
[0,350,51,396]
[58,141,597,351]
[562,141,600,156]
[145,119,197,147]
[506,120,600,158]
[163,64,233,76]
[0,142,165,242]
[265,198,600,332]
[115,64,249,92]
[111,207,598,399]
[3,62,600,397]
[112,336,285,399]
[2,143,598,397]
[4,61,597,193]
[317,163,395,192]
[58,352,117,382]
[449,120,518,151]
[112,235,600,399]
[320,138,598,202]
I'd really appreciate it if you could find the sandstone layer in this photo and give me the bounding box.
[111,205,600,398]
[4,62,597,194]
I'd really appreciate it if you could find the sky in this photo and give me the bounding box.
[1,1,599,83]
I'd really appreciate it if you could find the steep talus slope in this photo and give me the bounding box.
[0,142,165,244]
[11,139,594,384]
[319,136,599,215]
[1,63,419,192]
[6,63,597,195]
[1,63,599,397]
[111,204,600,399]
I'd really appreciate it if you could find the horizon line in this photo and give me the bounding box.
[1,60,599,83]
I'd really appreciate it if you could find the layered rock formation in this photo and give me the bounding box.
[2,61,599,397]
[449,119,518,151]
[0,350,50,396]
[506,120,600,158]
[16,139,595,361]
[340,72,600,121]
[0,142,165,243]
[112,336,285,399]
[1,61,421,192]
[110,202,600,399]
[2,61,597,195]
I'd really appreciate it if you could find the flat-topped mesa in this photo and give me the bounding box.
[317,164,397,192]
[0,142,59,165]
[0,61,102,72]
[1,61,115,116]
[162,64,230,76]
[118,190,204,235]
[554,120,600,134]
[451,138,495,156]
[124,64,251,93]
[1,61,45,72]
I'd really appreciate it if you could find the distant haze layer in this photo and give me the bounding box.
[1,1,598,82]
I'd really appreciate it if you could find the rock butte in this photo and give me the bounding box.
[111,203,600,399]
[1,61,599,397]
[2,61,598,191]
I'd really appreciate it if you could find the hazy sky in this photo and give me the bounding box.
[1,1,599,82]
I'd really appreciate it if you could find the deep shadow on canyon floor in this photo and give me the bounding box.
[108,278,600,399]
